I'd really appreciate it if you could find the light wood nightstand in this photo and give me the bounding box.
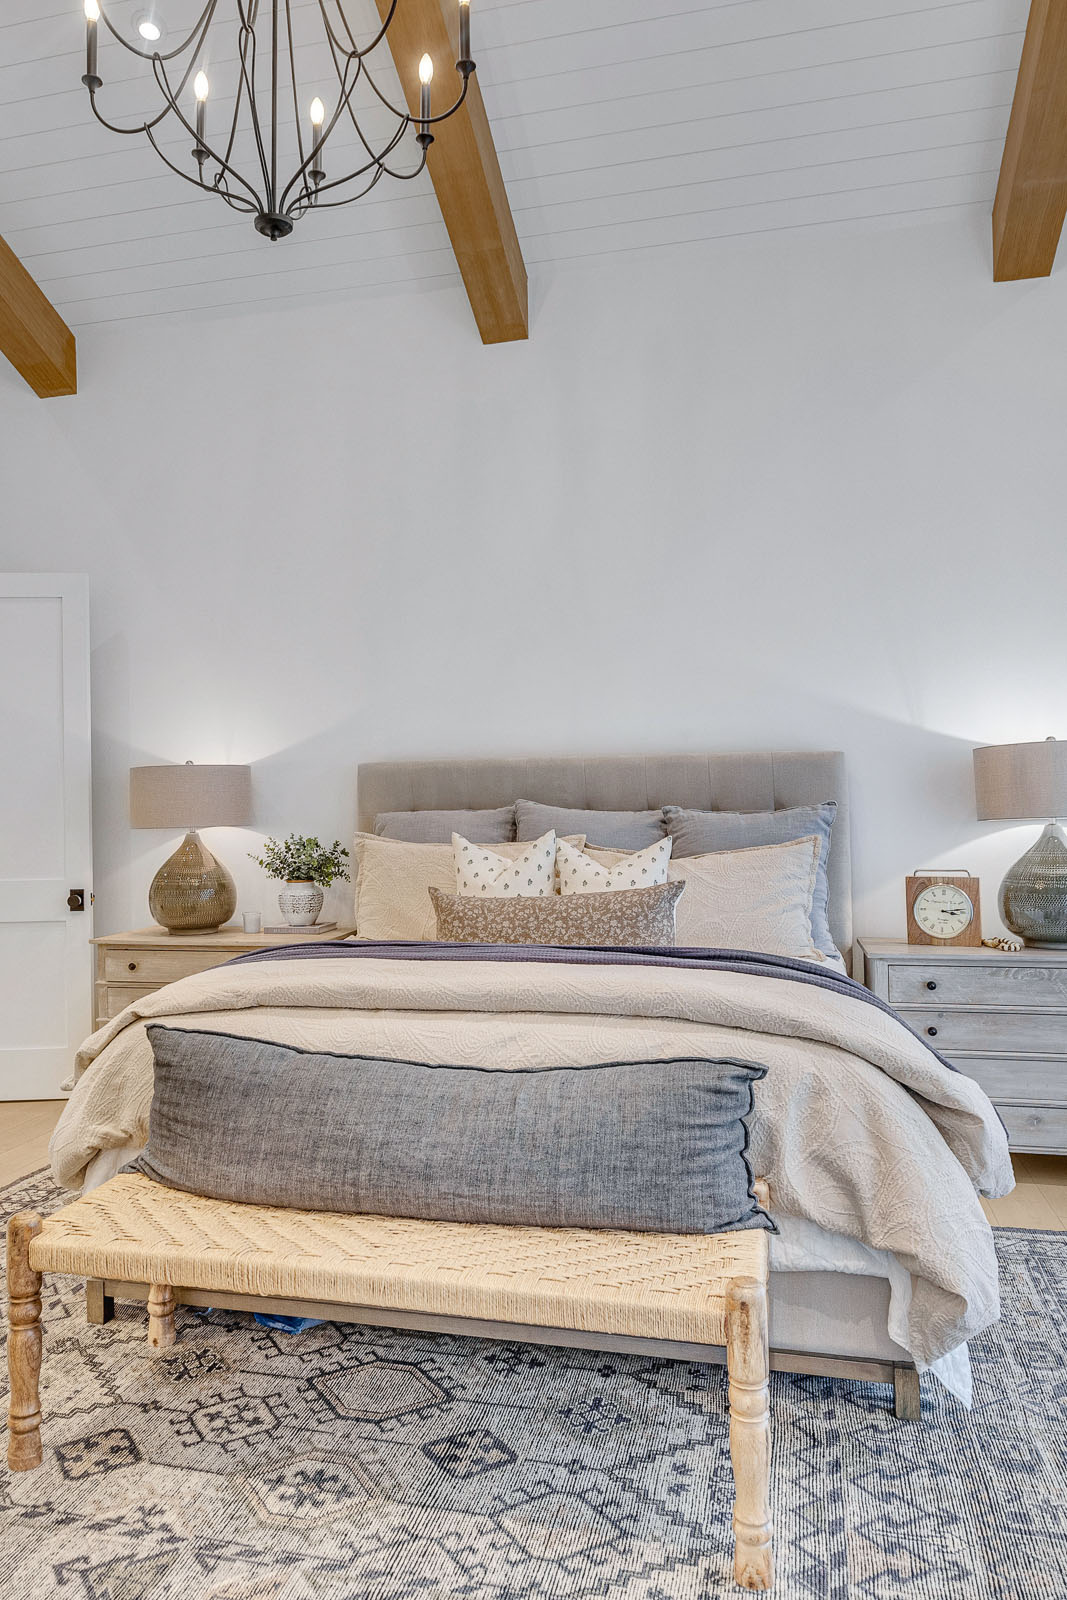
[858,938,1067,1155]
[91,925,356,1028]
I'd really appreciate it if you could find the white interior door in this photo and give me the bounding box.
[0,575,92,1100]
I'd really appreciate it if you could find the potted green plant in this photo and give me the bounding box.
[249,834,350,927]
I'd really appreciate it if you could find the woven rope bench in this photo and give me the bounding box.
[7,1172,774,1591]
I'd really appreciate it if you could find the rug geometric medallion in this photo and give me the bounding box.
[1,1169,1065,1600]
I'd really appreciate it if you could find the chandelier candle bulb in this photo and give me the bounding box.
[419,54,433,133]
[459,0,471,65]
[193,72,209,150]
[309,97,326,183]
[83,0,100,88]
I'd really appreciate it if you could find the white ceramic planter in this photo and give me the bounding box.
[277,881,323,927]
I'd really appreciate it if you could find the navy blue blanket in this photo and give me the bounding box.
[227,940,957,1071]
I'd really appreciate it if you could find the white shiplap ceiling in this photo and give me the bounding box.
[0,1,1027,328]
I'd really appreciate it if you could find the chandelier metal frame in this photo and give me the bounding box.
[80,1,475,240]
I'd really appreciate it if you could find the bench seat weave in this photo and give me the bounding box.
[30,1173,769,1344]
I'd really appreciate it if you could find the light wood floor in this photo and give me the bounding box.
[1,1101,1065,1226]
[1,1099,66,1188]
[981,1152,1067,1229]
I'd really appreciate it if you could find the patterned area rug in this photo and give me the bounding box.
[1,1169,1064,1600]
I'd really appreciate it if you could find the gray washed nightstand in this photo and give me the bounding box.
[858,938,1067,1155]
[91,925,356,1029]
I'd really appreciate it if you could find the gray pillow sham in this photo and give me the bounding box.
[663,802,838,960]
[516,799,666,849]
[374,805,516,843]
[133,1026,772,1235]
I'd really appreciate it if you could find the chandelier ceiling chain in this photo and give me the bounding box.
[80,0,475,240]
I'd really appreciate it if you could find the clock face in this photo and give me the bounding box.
[913,883,974,939]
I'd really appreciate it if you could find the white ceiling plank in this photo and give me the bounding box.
[526,169,997,261]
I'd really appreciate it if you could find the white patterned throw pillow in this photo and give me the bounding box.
[556,836,672,895]
[454,830,558,898]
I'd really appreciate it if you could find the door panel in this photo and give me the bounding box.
[0,576,92,1100]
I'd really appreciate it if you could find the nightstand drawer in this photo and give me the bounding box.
[996,1103,1067,1151]
[951,1055,1066,1104]
[904,1009,1067,1055]
[102,949,235,984]
[99,984,156,1020]
[887,963,1067,1009]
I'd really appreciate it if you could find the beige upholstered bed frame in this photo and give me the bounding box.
[354,749,920,1419]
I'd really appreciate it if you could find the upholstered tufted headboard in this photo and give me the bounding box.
[356,750,852,957]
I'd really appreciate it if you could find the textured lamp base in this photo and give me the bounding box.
[148,830,237,934]
[999,821,1067,947]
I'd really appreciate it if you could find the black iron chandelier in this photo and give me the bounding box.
[80,2,475,240]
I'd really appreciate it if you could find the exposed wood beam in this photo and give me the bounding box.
[993,0,1067,282]
[0,234,76,397]
[375,0,527,343]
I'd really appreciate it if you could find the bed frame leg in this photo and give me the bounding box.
[893,1363,921,1420]
[147,1283,176,1351]
[85,1278,114,1325]
[725,1277,774,1591]
[7,1212,43,1471]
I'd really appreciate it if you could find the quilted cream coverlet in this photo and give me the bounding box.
[51,954,1012,1366]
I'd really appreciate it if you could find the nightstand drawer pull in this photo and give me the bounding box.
[926,1026,938,1037]
[128,962,138,972]
[926,980,937,991]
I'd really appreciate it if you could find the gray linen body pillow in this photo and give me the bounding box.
[374,805,516,843]
[430,881,684,946]
[133,1026,772,1235]
[663,802,838,960]
[515,799,666,850]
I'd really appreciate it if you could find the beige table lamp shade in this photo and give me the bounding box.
[973,739,1067,946]
[130,764,252,830]
[973,739,1067,821]
[130,763,252,933]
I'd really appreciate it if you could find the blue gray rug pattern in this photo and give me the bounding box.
[1,1168,1064,1600]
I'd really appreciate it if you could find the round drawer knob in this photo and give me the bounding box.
[926,1026,938,1037]
[127,961,138,972]
[926,980,937,991]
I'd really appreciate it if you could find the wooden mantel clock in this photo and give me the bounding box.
[905,872,983,947]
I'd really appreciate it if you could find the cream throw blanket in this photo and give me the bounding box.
[51,954,1012,1368]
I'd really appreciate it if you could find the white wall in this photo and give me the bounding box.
[2,211,1065,942]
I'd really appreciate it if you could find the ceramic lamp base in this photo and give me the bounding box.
[148,829,237,933]
[999,821,1067,947]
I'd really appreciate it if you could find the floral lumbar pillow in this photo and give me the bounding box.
[556,835,672,895]
[453,830,557,898]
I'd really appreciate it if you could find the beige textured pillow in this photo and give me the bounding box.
[354,833,585,941]
[429,883,684,948]
[557,836,672,895]
[587,835,830,963]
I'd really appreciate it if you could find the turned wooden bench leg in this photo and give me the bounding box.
[893,1363,921,1421]
[7,1212,43,1472]
[726,1276,774,1591]
[85,1278,115,1325]
[147,1284,176,1351]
